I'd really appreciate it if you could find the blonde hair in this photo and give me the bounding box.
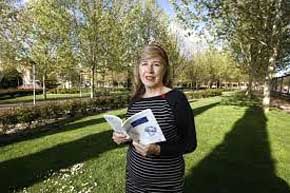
[132,44,171,99]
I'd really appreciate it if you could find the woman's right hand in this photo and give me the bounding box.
[112,132,130,145]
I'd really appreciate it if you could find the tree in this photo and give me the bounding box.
[172,0,290,112]
[1,0,185,99]
[0,1,24,69]
[0,66,22,88]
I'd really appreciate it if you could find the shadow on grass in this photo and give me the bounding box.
[221,92,262,107]
[185,106,290,193]
[0,100,220,193]
[192,102,220,116]
[0,113,126,147]
[0,129,125,193]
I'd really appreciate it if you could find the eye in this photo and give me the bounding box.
[154,63,161,67]
[141,62,148,66]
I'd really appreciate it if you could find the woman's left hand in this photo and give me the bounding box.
[132,141,160,156]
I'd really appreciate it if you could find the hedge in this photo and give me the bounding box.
[0,95,129,135]
[0,89,224,136]
[0,88,42,99]
[185,89,224,99]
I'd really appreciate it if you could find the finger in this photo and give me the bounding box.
[113,136,130,145]
[134,145,145,154]
[133,145,147,156]
[113,139,117,144]
[116,138,125,143]
[133,141,146,149]
[112,136,122,144]
[132,142,142,152]
[132,141,140,149]
[136,148,146,156]
[112,135,127,141]
[113,132,127,138]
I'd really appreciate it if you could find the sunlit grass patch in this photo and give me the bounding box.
[1,95,289,193]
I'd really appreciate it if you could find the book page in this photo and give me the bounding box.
[103,115,126,134]
[123,109,166,145]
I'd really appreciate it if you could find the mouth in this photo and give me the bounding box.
[145,76,155,81]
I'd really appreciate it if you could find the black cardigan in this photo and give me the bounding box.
[129,89,197,156]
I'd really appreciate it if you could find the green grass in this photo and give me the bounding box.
[0,93,91,104]
[0,94,289,193]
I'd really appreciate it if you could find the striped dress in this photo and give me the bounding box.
[125,89,197,193]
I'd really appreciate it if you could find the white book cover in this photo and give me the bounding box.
[104,109,166,145]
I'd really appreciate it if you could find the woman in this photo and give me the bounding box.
[112,43,197,193]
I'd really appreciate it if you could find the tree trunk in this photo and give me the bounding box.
[33,63,36,105]
[172,62,175,86]
[127,68,131,90]
[42,74,47,100]
[246,71,253,97]
[191,79,195,90]
[263,0,282,113]
[90,65,95,98]
[217,80,220,88]
[79,71,82,97]
[102,72,105,88]
[209,80,213,89]
[263,49,276,113]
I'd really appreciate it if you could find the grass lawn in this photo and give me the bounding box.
[0,93,289,193]
[0,93,91,104]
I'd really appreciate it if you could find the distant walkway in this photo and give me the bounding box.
[271,96,290,113]
[0,98,80,111]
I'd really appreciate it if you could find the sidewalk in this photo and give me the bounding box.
[271,97,290,113]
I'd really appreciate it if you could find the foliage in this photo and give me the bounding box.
[1,1,188,97]
[185,89,224,99]
[0,66,23,88]
[0,88,42,99]
[48,88,81,94]
[177,48,245,88]
[171,0,290,110]
[0,94,129,135]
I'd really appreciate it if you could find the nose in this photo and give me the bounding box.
[147,63,154,73]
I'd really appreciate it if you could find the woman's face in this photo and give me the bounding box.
[139,56,165,89]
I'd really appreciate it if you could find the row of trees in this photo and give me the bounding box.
[0,0,182,97]
[172,0,290,111]
[1,0,245,100]
[177,48,245,89]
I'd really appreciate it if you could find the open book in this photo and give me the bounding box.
[104,109,166,145]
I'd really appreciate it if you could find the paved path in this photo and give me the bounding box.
[271,97,290,113]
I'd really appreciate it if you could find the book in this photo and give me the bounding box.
[103,109,166,145]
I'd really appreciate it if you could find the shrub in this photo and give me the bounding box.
[0,94,129,135]
[0,88,42,99]
[0,67,22,89]
[48,88,80,94]
[185,89,224,99]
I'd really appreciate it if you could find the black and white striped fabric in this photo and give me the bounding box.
[125,95,185,193]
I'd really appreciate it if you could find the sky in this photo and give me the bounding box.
[17,0,28,6]
[156,0,210,57]
[156,0,175,18]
